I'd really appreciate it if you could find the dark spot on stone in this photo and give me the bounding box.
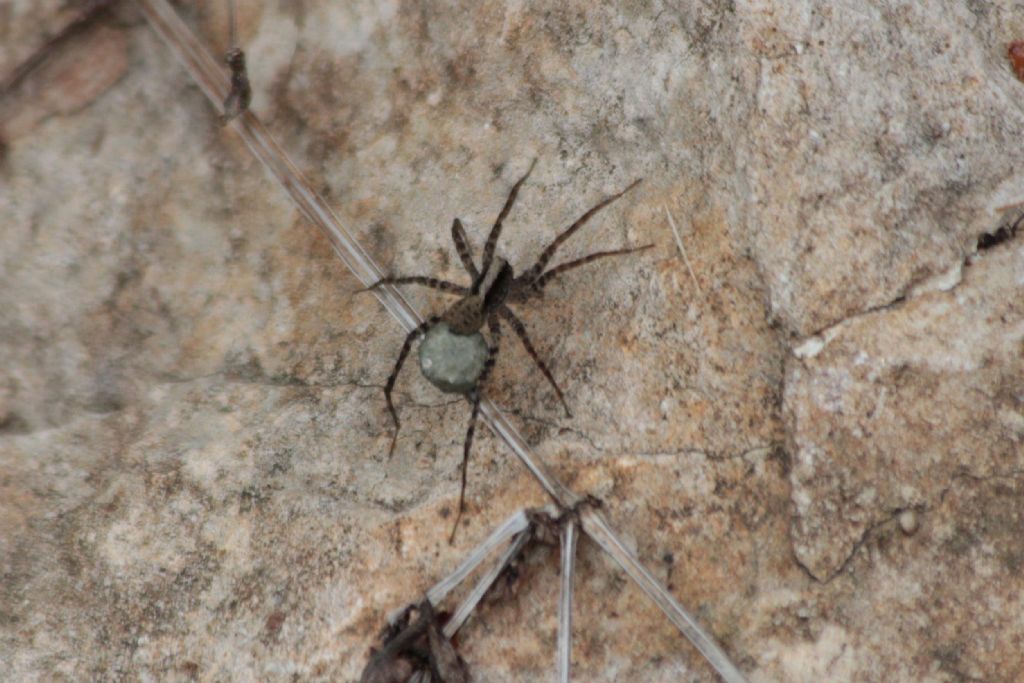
[86,386,124,414]
[931,642,966,673]
[943,525,979,556]
[240,485,267,511]
[264,610,287,639]
[976,214,1022,251]
[224,350,264,381]
[0,411,31,434]
[179,661,200,679]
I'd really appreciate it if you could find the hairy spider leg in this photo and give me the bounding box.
[519,178,642,285]
[448,392,480,545]
[498,306,572,418]
[449,317,502,543]
[384,316,441,457]
[359,276,468,295]
[450,219,479,281]
[475,159,538,293]
[530,244,654,292]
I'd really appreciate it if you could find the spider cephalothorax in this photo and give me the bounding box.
[364,160,650,538]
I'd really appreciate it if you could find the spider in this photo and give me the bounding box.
[364,160,650,538]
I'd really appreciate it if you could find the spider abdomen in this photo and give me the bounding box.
[418,322,489,394]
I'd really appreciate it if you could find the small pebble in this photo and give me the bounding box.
[898,509,919,535]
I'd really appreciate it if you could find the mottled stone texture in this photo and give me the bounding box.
[787,245,1024,583]
[1,1,1022,682]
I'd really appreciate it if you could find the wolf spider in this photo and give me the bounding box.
[365,161,650,537]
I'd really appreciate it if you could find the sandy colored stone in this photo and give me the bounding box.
[1,1,1023,682]
[786,243,1024,581]
[0,0,73,78]
[737,0,1024,336]
[1,25,128,141]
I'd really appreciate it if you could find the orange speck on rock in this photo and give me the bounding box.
[1008,41,1024,81]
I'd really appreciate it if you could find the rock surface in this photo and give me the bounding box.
[2,1,1023,682]
[787,245,1024,583]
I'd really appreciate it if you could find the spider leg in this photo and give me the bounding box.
[451,219,479,281]
[527,244,653,292]
[384,317,440,457]
[359,276,468,295]
[449,317,502,544]
[448,390,481,544]
[498,306,572,418]
[475,159,537,292]
[520,178,642,284]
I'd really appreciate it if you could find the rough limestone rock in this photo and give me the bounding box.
[787,245,1024,583]
[2,1,1023,682]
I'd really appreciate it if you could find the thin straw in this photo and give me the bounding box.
[227,0,236,49]
[557,519,578,682]
[443,530,532,639]
[425,509,530,606]
[664,206,701,293]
